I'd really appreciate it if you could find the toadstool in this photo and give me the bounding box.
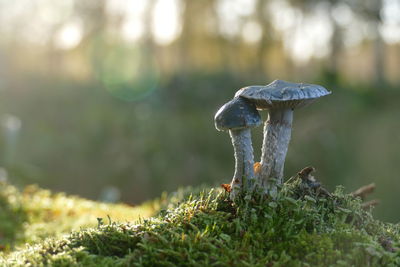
[214,97,262,199]
[235,80,331,195]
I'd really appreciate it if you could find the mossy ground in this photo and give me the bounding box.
[0,181,160,251]
[1,178,400,266]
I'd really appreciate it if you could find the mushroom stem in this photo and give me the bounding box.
[229,128,256,199]
[260,108,293,194]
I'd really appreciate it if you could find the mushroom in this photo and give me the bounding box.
[214,97,262,199]
[235,80,331,195]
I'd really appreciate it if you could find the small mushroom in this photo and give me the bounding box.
[235,80,331,195]
[214,97,262,199]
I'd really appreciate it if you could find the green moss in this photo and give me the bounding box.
[0,182,27,250]
[1,178,400,266]
[0,181,158,252]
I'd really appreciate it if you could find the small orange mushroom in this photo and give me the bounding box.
[253,162,261,175]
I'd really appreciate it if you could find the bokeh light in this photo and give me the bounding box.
[90,41,160,102]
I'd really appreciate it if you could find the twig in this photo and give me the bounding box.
[351,183,376,201]
[297,166,315,180]
[361,199,380,210]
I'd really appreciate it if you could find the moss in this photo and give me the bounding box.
[0,182,27,250]
[0,181,158,252]
[1,177,400,266]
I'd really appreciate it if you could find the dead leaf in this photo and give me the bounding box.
[221,184,231,193]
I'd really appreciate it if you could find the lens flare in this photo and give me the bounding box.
[90,40,160,102]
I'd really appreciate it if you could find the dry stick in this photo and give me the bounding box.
[351,183,376,201]
[296,169,378,208]
[297,166,316,180]
[361,199,380,210]
[351,183,379,209]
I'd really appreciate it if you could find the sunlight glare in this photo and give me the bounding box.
[342,23,364,48]
[106,0,146,16]
[381,0,400,44]
[122,19,144,42]
[107,0,147,42]
[268,0,298,32]
[289,10,332,63]
[269,1,332,64]
[216,0,256,38]
[152,0,181,45]
[0,0,74,45]
[381,24,400,44]
[331,3,353,27]
[241,21,262,44]
[231,0,257,16]
[55,22,83,50]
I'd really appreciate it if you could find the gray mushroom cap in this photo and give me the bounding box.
[215,97,262,131]
[235,79,331,110]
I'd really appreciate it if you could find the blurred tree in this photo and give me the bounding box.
[74,0,107,45]
[178,0,196,72]
[143,0,156,50]
[288,0,344,83]
[207,0,226,71]
[142,0,157,73]
[254,0,271,77]
[326,0,344,84]
[346,0,385,86]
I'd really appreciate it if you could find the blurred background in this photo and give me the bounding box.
[0,0,399,221]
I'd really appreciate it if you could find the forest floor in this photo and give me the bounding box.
[0,174,399,266]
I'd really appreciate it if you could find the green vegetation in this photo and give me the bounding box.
[1,177,399,266]
[0,181,159,251]
[0,182,26,250]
